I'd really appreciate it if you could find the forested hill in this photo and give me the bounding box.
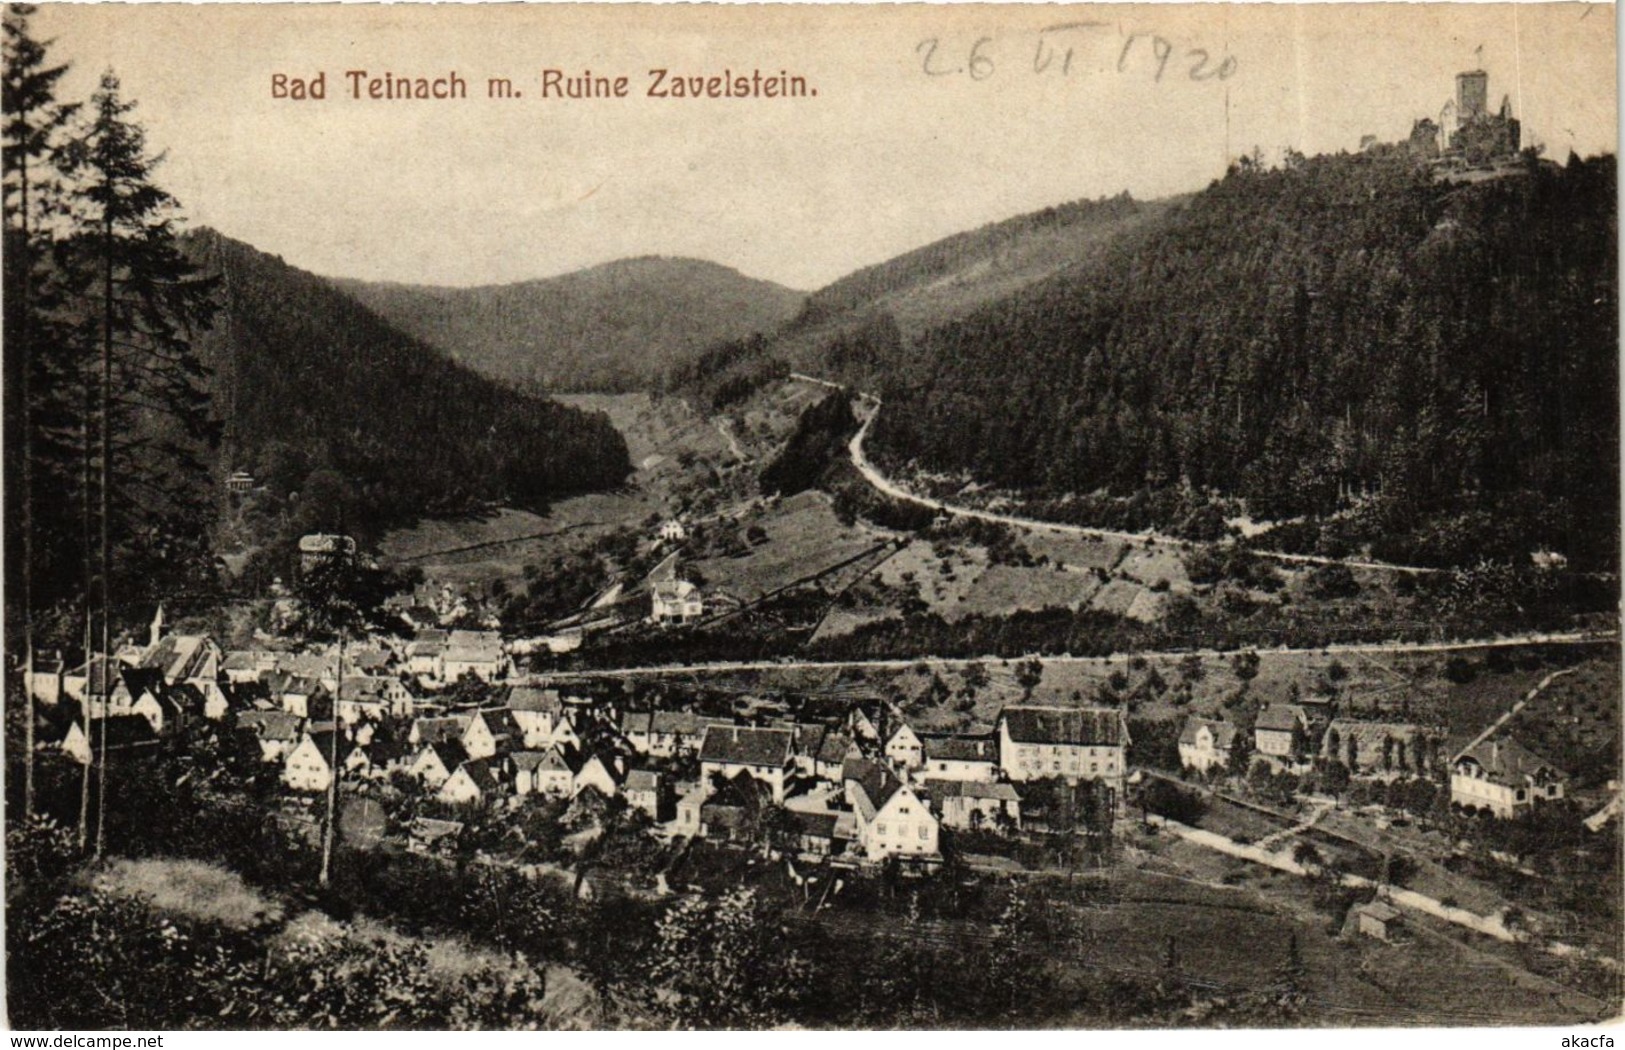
[183,230,631,540]
[332,258,804,393]
[664,192,1171,410]
[866,150,1618,570]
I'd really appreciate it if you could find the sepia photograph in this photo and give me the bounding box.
[2,0,1620,1032]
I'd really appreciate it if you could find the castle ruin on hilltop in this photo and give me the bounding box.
[1407,68,1523,167]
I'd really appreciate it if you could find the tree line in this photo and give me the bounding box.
[3,4,632,649]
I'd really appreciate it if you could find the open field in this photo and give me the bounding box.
[1124,828,1614,1025]
[693,490,883,603]
[379,492,654,589]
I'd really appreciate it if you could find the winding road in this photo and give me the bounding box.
[846,406,1448,576]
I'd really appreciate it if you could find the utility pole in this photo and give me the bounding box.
[319,628,344,889]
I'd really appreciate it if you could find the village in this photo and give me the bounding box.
[22,520,1615,960]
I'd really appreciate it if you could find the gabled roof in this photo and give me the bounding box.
[279,652,335,679]
[166,682,208,715]
[702,772,772,817]
[1001,706,1125,746]
[632,709,715,737]
[299,730,349,769]
[413,715,471,744]
[511,748,571,773]
[817,731,854,763]
[470,707,522,740]
[1255,705,1308,733]
[238,710,303,741]
[222,650,274,673]
[347,648,391,671]
[68,655,121,696]
[700,726,793,767]
[922,733,997,763]
[340,676,397,701]
[572,751,626,785]
[1357,900,1403,923]
[923,778,1021,802]
[452,757,503,793]
[850,763,905,821]
[423,740,470,772]
[446,630,503,663]
[139,634,215,681]
[625,769,661,792]
[506,686,563,714]
[1456,736,1568,786]
[1179,717,1238,750]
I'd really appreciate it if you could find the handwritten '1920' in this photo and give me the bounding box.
[916,23,1237,84]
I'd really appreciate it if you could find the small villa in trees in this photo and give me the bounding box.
[1450,736,1568,819]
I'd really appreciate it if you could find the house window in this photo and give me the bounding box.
[1091,763,1098,774]
[918,825,929,840]
[1516,789,1527,801]
[876,823,887,835]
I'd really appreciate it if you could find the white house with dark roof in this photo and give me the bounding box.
[444,630,506,682]
[924,779,1022,830]
[1254,704,1309,760]
[1178,717,1238,774]
[997,706,1128,791]
[1451,736,1568,818]
[284,730,350,793]
[411,740,470,790]
[221,650,278,685]
[920,733,999,781]
[439,756,506,805]
[849,763,939,861]
[571,751,625,800]
[406,630,448,681]
[700,725,795,803]
[507,687,576,748]
[510,748,574,797]
[409,713,472,747]
[884,721,925,770]
[621,709,719,758]
[624,768,664,820]
[138,633,222,687]
[334,675,413,725]
[462,707,523,759]
[237,710,303,763]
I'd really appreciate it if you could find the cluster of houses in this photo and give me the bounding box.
[1176,700,1569,821]
[27,604,1139,865]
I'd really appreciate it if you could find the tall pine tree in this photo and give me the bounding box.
[3,2,79,816]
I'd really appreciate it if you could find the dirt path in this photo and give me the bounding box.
[1451,666,1579,760]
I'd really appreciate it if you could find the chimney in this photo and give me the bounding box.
[149,603,165,648]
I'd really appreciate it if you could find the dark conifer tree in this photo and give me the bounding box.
[3,2,79,816]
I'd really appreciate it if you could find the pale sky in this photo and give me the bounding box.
[32,3,1618,290]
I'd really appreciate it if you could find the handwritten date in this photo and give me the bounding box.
[916,24,1236,84]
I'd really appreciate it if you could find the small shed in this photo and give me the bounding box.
[1354,900,1404,941]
